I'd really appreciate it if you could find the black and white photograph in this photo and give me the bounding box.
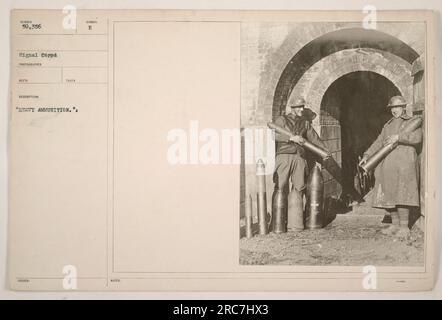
[240,21,427,266]
[3,5,439,295]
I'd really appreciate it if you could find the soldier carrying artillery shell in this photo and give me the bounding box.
[272,98,331,231]
[360,95,423,240]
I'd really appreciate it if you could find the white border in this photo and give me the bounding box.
[0,0,441,299]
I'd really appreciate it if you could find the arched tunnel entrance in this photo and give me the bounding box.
[267,28,418,214]
[320,71,401,201]
[272,28,418,119]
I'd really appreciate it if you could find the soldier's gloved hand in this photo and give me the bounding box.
[289,135,305,145]
[384,134,399,146]
[359,154,369,165]
[323,151,332,161]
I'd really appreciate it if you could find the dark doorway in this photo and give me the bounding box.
[320,71,401,200]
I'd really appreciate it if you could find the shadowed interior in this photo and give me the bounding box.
[320,71,401,200]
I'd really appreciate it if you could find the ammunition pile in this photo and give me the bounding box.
[244,160,325,239]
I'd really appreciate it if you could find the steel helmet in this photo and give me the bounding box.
[387,96,407,108]
[291,97,306,108]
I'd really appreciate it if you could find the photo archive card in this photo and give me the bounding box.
[8,9,437,291]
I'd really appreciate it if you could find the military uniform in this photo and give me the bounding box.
[364,114,422,209]
[362,95,422,239]
[273,113,328,192]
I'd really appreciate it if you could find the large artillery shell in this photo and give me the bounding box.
[267,122,293,138]
[287,189,304,231]
[245,194,253,238]
[272,190,287,233]
[303,141,330,159]
[305,165,324,229]
[360,143,395,173]
[360,116,423,173]
[256,159,268,235]
[268,122,329,159]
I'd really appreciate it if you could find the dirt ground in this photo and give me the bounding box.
[239,212,424,266]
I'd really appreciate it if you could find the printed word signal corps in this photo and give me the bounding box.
[19,52,58,59]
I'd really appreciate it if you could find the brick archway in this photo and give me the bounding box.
[285,48,414,201]
[287,48,413,123]
[316,71,404,199]
[272,28,418,119]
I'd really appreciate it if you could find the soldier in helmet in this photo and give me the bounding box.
[360,96,422,239]
[272,98,331,230]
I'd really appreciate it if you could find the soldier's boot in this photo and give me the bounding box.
[381,211,400,235]
[395,207,411,240]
